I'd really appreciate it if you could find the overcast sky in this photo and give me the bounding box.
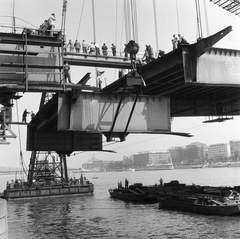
[0,0,240,168]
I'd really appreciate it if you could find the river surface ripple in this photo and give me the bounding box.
[3,168,240,239]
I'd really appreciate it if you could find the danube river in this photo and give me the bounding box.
[2,167,240,239]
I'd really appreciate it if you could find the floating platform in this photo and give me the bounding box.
[1,183,94,200]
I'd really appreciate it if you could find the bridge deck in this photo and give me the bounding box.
[64,52,132,69]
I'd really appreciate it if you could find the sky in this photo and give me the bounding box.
[0,0,240,168]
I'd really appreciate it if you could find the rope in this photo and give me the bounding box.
[76,0,85,40]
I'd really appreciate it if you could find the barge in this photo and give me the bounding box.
[1,182,93,200]
[1,152,94,200]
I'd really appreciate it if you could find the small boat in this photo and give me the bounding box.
[157,191,240,216]
[109,183,162,203]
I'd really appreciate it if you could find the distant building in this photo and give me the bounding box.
[82,162,93,171]
[158,152,172,164]
[123,155,133,167]
[169,142,207,165]
[133,152,150,168]
[208,143,230,160]
[82,154,103,171]
[230,140,240,161]
[92,159,103,171]
[186,142,208,158]
[168,147,185,165]
[133,151,172,168]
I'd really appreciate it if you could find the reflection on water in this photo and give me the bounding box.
[5,168,240,238]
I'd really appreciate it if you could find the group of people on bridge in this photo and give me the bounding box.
[172,33,189,50]
[64,40,117,57]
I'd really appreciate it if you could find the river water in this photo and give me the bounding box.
[2,167,240,239]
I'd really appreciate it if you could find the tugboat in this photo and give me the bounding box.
[1,151,93,200]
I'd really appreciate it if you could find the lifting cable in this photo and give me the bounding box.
[153,0,159,52]
[195,0,203,39]
[130,0,138,42]
[124,0,130,41]
[76,0,85,40]
[134,0,139,43]
[203,0,210,37]
[175,0,180,34]
[114,0,119,81]
[115,0,118,45]
[15,97,28,177]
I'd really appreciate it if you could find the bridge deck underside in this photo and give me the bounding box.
[170,83,240,116]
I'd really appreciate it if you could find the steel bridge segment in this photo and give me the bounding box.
[135,26,240,117]
[27,90,190,154]
[210,0,240,16]
[0,31,62,47]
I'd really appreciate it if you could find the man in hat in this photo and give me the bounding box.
[48,13,56,36]
[63,62,71,83]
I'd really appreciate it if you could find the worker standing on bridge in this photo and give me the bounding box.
[63,62,72,83]
[111,43,116,56]
[67,40,74,52]
[102,43,108,56]
[89,42,95,54]
[95,42,101,55]
[47,13,56,37]
[82,40,87,53]
[74,40,81,53]
[172,34,178,50]
[123,44,128,61]
[31,111,35,120]
[177,34,189,46]
[63,42,67,53]
[22,109,30,123]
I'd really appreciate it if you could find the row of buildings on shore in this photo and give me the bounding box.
[82,140,240,171]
